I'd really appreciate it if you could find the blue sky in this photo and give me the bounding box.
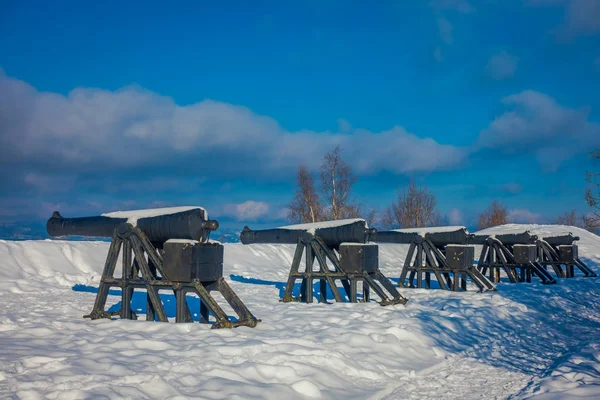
[0,0,599,232]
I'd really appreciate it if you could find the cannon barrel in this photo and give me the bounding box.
[373,226,471,246]
[540,233,579,246]
[470,231,538,246]
[47,208,219,243]
[240,219,375,248]
[372,231,420,244]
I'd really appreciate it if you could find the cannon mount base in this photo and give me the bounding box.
[536,240,596,279]
[477,237,556,285]
[85,225,259,328]
[281,236,407,306]
[399,238,496,292]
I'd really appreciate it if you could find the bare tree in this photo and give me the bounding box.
[288,165,324,223]
[355,207,377,227]
[584,148,600,228]
[320,146,358,220]
[477,200,507,230]
[381,208,395,230]
[386,181,440,229]
[365,209,377,227]
[556,210,578,226]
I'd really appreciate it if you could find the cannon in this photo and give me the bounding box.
[374,226,472,247]
[372,226,495,292]
[47,207,259,328]
[535,233,596,278]
[47,208,219,243]
[241,219,407,306]
[240,219,376,248]
[471,231,556,285]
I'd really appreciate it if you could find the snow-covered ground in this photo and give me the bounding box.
[1,224,600,399]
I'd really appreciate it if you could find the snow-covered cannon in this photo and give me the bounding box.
[47,208,218,243]
[536,233,596,278]
[471,231,556,284]
[372,227,495,292]
[47,207,259,328]
[240,219,376,248]
[241,219,407,306]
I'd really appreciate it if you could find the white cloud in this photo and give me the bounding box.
[498,182,523,195]
[223,201,270,221]
[0,71,466,178]
[485,51,519,80]
[437,16,454,44]
[508,208,544,224]
[430,0,473,53]
[526,0,600,38]
[562,0,600,37]
[476,90,599,171]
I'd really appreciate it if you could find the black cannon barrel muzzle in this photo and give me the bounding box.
[47,209,219,243]
[240,220,375,248]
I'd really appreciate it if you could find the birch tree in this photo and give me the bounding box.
[288,165,324,223]
[320,146,357,220]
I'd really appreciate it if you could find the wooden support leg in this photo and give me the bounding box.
[213,279,259,327]
[407,271,416,288]
[174,288,193,322]
[304,277,313,303]
[299,279,307,302]
[452,272,459,291]
[175,288,188,323]
[200,300,209,323]
[130,236,168,322]
[319,279,327,303]
[575,259,597,277]
[146,291,156,321]
[567,264,575,278]
[88,235,122,319]
[399,244,416,287]
[121,286,133,320]
[192,281,232,329]
[311,241,343,302]
[349,279,358,303]
[363,284,370,303]
[432,269,447,291]
[282,241,305,302]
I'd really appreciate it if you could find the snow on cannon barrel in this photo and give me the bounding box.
[471,230,556,285]
[47,208,219,243]
[470,232,537,246]
[46,206,259,328]
[240,219,376,249]
[536,232,596,278]
[241,219,407,306]
[372,226,495,292]
[373,226,472,247]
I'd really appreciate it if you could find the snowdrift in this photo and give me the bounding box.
[1,224,600,399]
